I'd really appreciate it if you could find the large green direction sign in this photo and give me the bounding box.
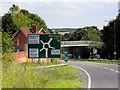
[28,34,61,58]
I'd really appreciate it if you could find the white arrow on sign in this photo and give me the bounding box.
[40,38,55,58]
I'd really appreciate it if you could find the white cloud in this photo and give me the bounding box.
[0,1,118,29]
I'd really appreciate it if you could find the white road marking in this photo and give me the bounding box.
[89,64,120,73]
[94,65,99,67]
[115,71,120,73]
[85,63,120,73]
[115,71,118,73]
[104,67,109,69]
[73,65,92,90]
[90,62,119,67]
[109,69,115,71]
[99,66,103,68]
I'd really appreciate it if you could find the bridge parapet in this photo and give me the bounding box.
[61,41,103,47]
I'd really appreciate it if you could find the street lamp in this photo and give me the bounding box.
[113,20,116,60]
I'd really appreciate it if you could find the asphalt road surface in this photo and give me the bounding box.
[61,60,119,89]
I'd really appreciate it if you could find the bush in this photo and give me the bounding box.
[2,53,15,72]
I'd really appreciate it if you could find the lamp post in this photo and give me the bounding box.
[113,20,116,60]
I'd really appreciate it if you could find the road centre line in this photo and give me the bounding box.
[87,64,120,73]
[91,62,119,67]
[84,64,120,73]
[73,65,92,90]
[104,67,109,69]
[109,69,115,71]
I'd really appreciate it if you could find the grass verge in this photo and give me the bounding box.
[2,63,81,88]
[22,62,61,67]
[70,59,120,65]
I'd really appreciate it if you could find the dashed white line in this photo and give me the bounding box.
[109,69,115,71]
[86,63,120,73]
[115,71,118,73]
[73,65,92,90]
[99,66,103,68]
[104,67,109,69]
[115,71,120,73]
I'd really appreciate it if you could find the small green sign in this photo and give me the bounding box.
[64,52,69,62]
[28,34,61,58]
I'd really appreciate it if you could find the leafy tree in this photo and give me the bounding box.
[62,26,101,59]
[116,14,120,59]
[102,14,120,59]
[72,28,85,41]
[11,11,31,28]
[2,32,14,54]
[2,13,18,34]
[81,26,101,41]
[2,4,49,34]
[67,26,101,41]
[20,9,48,32]
[9,4,20,15]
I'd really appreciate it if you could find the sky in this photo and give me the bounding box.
[0,0,119,29]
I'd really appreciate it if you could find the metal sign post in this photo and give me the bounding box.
[28,34,61,58]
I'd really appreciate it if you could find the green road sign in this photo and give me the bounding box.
[28,34,61,58]
[64,52,69,62]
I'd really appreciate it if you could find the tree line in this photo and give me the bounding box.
[102,14,120,60]
[1,4,120,60]
[2,4,49,53]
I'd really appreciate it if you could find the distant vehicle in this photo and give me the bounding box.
[95,54,100,59]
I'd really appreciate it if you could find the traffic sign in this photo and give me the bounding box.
[93,49,97,54]
[64,52,69,62]
[28,34,61,58]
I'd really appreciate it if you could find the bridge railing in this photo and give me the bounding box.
[61,41,103,47]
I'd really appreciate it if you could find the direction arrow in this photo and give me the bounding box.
[40,38,55,58]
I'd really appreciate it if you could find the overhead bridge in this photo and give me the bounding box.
[61,41,104,47]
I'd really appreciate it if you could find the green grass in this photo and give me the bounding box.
[22,62,60,67]
[2,63,81,88]
[70,59,120,65]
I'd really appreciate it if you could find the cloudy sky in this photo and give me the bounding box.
[0,0,119,29]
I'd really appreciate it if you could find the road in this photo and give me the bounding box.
[61,60,119,89]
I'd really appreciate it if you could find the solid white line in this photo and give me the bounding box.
[73,65,92,90]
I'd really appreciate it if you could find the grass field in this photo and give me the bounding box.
[2,62,81,88]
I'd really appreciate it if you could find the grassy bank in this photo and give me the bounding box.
[70,59,120,65]
[2,63,81,88]
[22,61,60,67]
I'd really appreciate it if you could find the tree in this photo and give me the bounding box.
[81,26,101,41]
[2,32,14,53]
[2,4,49,34]
[116,14,120,59]
[62,26,101,59]
[102,14,120,59]
[9,4,20,15]
[68,26,101,41]
[2,13,18,34]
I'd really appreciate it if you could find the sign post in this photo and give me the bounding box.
[28,34,61,58]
